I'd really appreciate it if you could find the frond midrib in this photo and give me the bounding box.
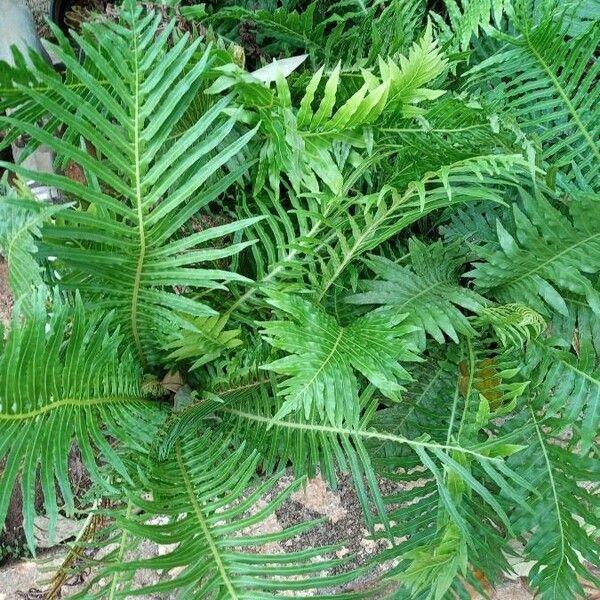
[175,441,241,600]
[223,407,496,461]
[0,395,150,421]
[130,14,148,365]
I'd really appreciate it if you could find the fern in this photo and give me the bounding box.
[467,12,600,189]
[0,1,599,598]
[468,190,600,317]
[346,238,486,346]
[260,292,419,425]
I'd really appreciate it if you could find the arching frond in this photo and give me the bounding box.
[73,431,369,599]
[313,154,530,300]
[467,15,600,189]
[0,288,162,552]
[370,328,533,599]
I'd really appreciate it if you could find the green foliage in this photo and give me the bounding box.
[468,190,600,317]
[261,292,419,425]
[0,0,598,598]
[347,238,486,346]
[0,288,160,552]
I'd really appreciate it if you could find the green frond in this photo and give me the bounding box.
[208,3,329,57]
[313,153,530,299]
[165,314,242,370]
[526,332,600,452]
[346,238,487,346]
[0,288,162,553]
[240,23,446,194]
[260,292,419,425]
[0,193,62,302]
[371,336,531,599]
[74,431,369,599]
[467,15,600,189]
[505,408,600,599]
[431,0,510,53]
[162,377,390,533]
[208,0,428,64]
[0,3,259,366]
[468,190,600,317]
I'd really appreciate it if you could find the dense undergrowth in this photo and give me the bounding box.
[0,0,599,598]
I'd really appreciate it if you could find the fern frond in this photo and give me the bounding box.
[261,292,419,425]
[371,331,532,599]
[346,238,486,346]
[475,303,546,347]
[505,407,600,599]
[0,193,61,302]
[467,15,600,189]
[468,190,600,317]
[314,154,530,300]
[75,431,369,599]
[208,2,329,56]
[165,314,242,371]
[0,288,162,552]
[0,3,259,367]
[526,331,600,452]
[243,23,446,194]
[431,0,510,53]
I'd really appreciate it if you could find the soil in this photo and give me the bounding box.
[0,260,12,328]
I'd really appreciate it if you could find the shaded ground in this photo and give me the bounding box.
[0,472,540,599]
[0,260,12,328]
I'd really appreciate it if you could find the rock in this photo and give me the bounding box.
[33,516,82,549]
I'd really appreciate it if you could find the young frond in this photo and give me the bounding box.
[475,303,546,347]
[244,23,446,194]
[165,314,242,371]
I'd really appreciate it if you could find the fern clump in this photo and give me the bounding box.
[0,0,599,598]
